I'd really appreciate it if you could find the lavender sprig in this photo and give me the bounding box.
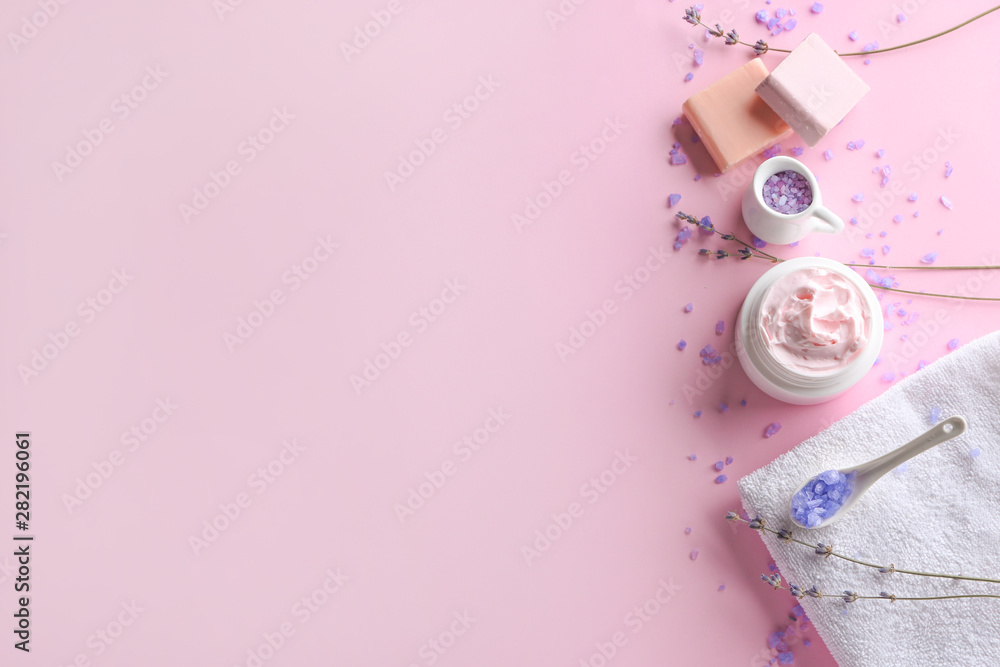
[682,5,1000,58]
[679,213,1000,302]
[726,512,1000,585]
[763,577,1000,602]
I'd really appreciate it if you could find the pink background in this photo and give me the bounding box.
[3,0,998,664]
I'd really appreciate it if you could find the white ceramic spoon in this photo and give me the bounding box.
[789,415,968,530]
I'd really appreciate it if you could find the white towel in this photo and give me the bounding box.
[738,330,1000,667]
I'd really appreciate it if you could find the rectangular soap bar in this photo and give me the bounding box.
[681,59,791,173]
[755,33,870,147]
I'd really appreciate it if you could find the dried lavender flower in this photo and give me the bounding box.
[754,39,769,55]
[683,7,701,25]
[724,29,739,45]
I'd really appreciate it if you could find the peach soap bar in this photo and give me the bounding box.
[682,59,791,173]
[755,33,870,147]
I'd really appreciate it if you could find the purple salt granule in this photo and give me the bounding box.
[756,9,769,22]
[849,30,859,41]
[811,2,823,13]
[688,454,697,461]
[683,73,694,82]
[672,152,688,164]
[694,410,703,418]
[715,474,728,484]
[880,230,888,237]
[752,235,768,248]
[684,303,694,312]
[940,195,953,209]
[762,170,813,214]
[945,161,953,178]
[693,49,704,66]
[882,372,895,382]
[785,18,797,30]
[778,652,794,665]
[791,146,804,156]
[921,252,937,264]
[668,193,681,207]
[685,527,692,534]
[893,214,903,223]
[948,338,959,350]
[714,461,725,471]
[852,193,864,202]
[718,584,726,591]
[690,549,699,560]
[908,193,918,201]
[764,422,782,438]
[882,245,891,255]
[725,456,734,465]
[716,320,725,335]
[970,448,981,459]
[719,402,729,413]
[776,7,787,18]
[897,13,906,22]
[823,149,833,160]
[860,248,874,257]
[677,340,687,350]
[791,469,857,528]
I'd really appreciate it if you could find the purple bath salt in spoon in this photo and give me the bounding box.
[790,416,967,529]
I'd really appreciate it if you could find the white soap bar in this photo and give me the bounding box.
[755,33,870,147]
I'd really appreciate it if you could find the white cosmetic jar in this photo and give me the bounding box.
[735,257,883,405]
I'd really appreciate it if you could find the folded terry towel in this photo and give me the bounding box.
[739,330,1000,667]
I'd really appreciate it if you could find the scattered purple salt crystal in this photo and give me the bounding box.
[688,454,697,461]
[864,58,871,65]
[791,146,804,156]
[860,248,874,258]
[767,17,779,29]
[693,174,701,180]
[785,18,797,30]
[690,549,700,560]
[776,7,787,18]
[685,526,692,534]
[823,149,833,160]
[897,13,906,22]
[718,584,726,591]
[678,340,687,350]
[849,217,858,225]
[764,422,782,438]
[921,252,937,264]
[684,303,694,312]
[725,456,734,465]
[778,652,794,665]
[811,2,823,13]
[970,448,981,459]
[714,461,725,471]
[693,49,704,66]
[716,320,725,335]
[803,639,812,647]
[756,9,769,22]
[683,73,694,83]
[893,214,903,223]
[882,245,891,255]
[668,193,681,207]
[937,228,944,235]
[741,399,747,407]
[715,474,728,484]
[752,235,768,248]
[852,193,864,202]
[700,344,722,365]
[940,195,953,209]
[948,338,959,350]
[768,562,779,573]
[863,41,879,51]
[880,230,888,237]
[719,403,729,413]
[849,30,859,41]
[694,410,703,418]
[945,161,953,178]
[908,193,918,201]
[881,372,895,382]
